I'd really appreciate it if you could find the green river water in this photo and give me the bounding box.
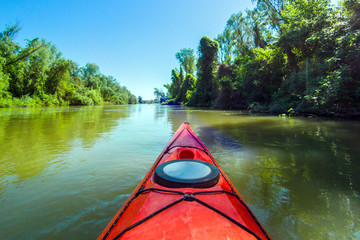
[0,104,359,239]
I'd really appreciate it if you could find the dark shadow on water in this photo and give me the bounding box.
[196,126,243,149]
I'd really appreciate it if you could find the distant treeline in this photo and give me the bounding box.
[0,24,137,107]
[162,0,360,117]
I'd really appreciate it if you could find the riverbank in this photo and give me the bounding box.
[249,101,360,119]
[161,99,360,119]
[0,96,136,108]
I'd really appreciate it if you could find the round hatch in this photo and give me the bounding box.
[154,159,220,188]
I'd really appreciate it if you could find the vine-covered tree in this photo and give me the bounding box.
[192,36,219,107]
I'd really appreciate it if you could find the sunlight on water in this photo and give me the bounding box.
[0,105,359,239]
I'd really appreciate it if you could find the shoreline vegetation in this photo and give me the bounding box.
[0,24,137,108]
[157,0,360,119]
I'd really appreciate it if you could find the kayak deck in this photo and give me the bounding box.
[98,122,271,240]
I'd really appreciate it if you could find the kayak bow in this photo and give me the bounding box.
[98,122,271,240]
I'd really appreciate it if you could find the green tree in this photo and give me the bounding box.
[175,48,196,75]
[0,22,21,40]
[0,56,11,106]
[245,8,271,48]
[163,83,171,98]
[3,38,44,98]
[138,96,143,103]
[254,0,285,31]
[215,63,240,108]
[82,63,100,89]
[168,68,182,100]
[217,28,233,63]
[192,36,219,107]
[179,74,196,103]
[224,12,250,58]
[153,88,165,101]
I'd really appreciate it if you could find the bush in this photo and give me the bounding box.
[0,95,12,107]
[71,92,93,105]
[12,95,38,107]
[86,89,103,104]
[42,94,60,106]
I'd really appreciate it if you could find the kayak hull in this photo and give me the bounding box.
[98,122,271,240]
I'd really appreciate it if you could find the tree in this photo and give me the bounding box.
[217,28,233,63]
[82,63,100,89]
[175,48,196,75]
[0,22,21,40]
[343,0,360,31]
[224,12,250,57]
[245,8,270,48]
[163,83,171,98]
[154,88,165,101]
[138,96,143,103]
[0,56,10,103]
[192,36,219,107]
[179,74,196,103]
[253,0,298,72]
[252,0,285,33]
[168,68,182,99]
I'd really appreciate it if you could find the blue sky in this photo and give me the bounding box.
[1,0,254,100]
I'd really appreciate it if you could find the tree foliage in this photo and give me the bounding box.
[162,0,360,117]
[0,25,137,107]
[153,87,166,102]
[175,48,196,75]
[193,37,219,107]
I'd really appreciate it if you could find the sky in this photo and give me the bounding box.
[1,0,255,100]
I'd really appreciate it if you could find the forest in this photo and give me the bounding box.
[0,25,137,107]
[161,0,360,117]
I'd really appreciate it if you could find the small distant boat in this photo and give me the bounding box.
[98,122,271,240]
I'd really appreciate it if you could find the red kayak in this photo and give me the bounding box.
[98,122,271,240]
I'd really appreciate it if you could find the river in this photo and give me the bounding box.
[0,104,359,239]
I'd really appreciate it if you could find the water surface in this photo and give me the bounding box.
[0,105,359,239]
